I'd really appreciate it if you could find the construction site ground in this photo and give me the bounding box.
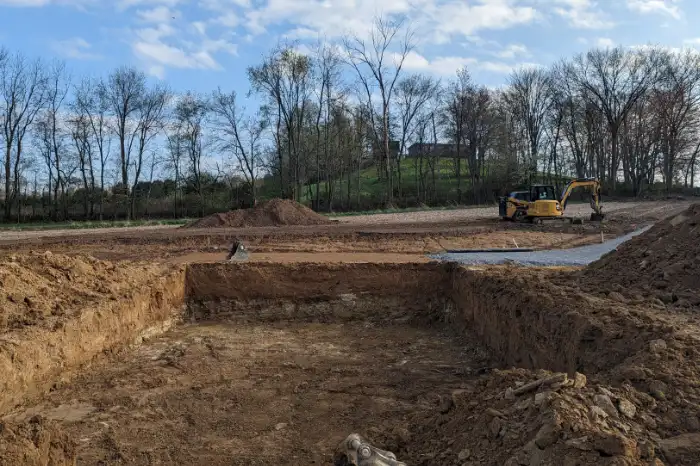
[2,198,700,466]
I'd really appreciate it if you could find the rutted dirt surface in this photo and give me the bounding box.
[6,321,493,465]
[583,203,700,307]
[184,199,332,228]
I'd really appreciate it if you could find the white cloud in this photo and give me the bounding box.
[400,50,523,76]
[496,44,529,59]
[240,0,537,44]
[553,0,614,29]
[137,5,177,23]
[596,37,615,48]
[626,0,682,19]
[50,37,102,59]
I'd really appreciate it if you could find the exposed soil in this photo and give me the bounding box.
[184,198,332,228]
[6,320,492,465]
[0,252,169,332]
[583,202,700,307]
[0,199,699,465]
[0,416,77,466]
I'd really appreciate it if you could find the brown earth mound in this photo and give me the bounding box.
[582,203,700,306]
[403,369,663,466]
[184,198,332,228]
[0,251,166,332]
[0,416,77,466]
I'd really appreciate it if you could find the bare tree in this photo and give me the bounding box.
[564,47,659,188]
[74,77,112,219]
[344,15,414,204]
[210,89,267,205]
[248,45,313,201]
[505,67,553,185]
[654,49,700,192]
[174,92,209,216]
[130,84,169,218]
[395,73,439,197]
[104,66,146,217]
[0,52,48,221]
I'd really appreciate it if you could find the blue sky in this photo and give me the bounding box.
[0,0,698,95]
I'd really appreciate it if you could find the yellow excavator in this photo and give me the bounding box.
[499,177,605,224]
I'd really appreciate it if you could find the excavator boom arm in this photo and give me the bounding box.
[560,178,603,215]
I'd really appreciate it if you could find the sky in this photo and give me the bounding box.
[0,0,699,95]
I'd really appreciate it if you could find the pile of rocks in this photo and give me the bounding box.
[402,368,688,466]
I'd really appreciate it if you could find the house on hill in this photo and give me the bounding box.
[407,143,457,158]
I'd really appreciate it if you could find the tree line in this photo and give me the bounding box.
[1,18,700,222]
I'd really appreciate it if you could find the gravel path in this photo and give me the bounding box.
[337,202,649,225]
[430,226,650,266]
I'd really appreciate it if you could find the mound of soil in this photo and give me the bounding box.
[583,203,700,306]
[0,251,166,332]
[185,199,331,228]
[0,416,77,466]
[402,369,663,466]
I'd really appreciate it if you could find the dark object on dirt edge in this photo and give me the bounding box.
[226,240,249,262]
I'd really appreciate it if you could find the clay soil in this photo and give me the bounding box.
[184,198,332,228]
[5,321,492,465]
[1,199,700,465]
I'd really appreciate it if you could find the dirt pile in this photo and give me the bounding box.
[0,251,166,332]
[402,369,668,466]
[583,203,700,306]
[0,416,77,466]
[184,198,332,228]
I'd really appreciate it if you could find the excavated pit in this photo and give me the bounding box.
[2,261,692,465]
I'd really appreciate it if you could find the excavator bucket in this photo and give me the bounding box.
[226,240,249,262]
[333,434,406,466]
[590,212,605,222]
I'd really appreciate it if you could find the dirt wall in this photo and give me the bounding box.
[185,262,451,301]
[0,268,185,415]
[449,266,664,375]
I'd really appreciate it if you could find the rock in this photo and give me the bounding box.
[504,387,515,400]
[649,339,667,353]
[658,433,700,464]
[489,417,502,438]
[659,293,674,304]
[598,387,615,399]
[458,448,471,461]
[637,440,655,459]
[592,433,637,457]
[452,390,469,409]
[535,423,559,449]
[608,291,627,302]
[649,380,668,400]
[486,408,505,418]
[594,394,619,418]
[565,436,592,451]
[439,396,454,414]
[617,398,637,419]
[534,391,551,406]
[274,422,287,430]
[573,373,587,389]
[639,413,657,429]
[588,406,609,423]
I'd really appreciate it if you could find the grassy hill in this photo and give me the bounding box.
[260,157,573,211]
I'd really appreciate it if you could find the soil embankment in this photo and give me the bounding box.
[184,199,332,228]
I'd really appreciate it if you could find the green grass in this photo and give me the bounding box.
[0,218,190,232]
